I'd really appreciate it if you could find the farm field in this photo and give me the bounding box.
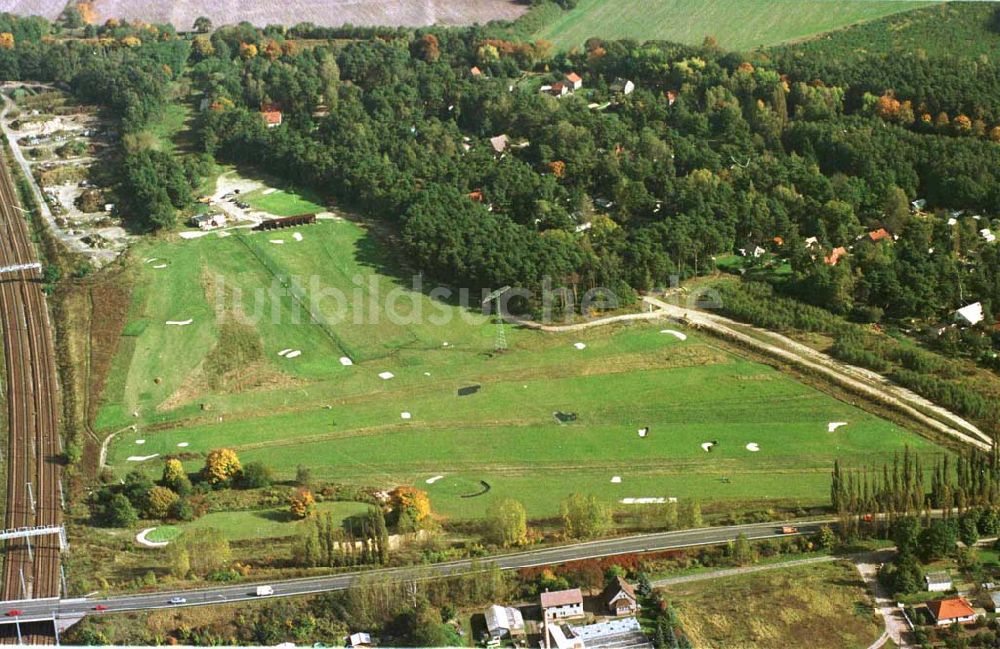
[99,198,945,521]
[4,0,528,28]
[660,560,882,648]
[533,0,937,51]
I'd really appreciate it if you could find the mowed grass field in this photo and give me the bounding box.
[533,0,937,51]
[99,211,944,520]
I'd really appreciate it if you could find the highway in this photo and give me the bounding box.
[0,518,833,624]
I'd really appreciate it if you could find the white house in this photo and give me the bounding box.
[490,134,509,154]
[911,198,927,212]
[347,632,373,648]
[484,604,525,640]
[610,78,635,95]
[601,576,639,616]
[980,228,996,243]
[546,622,585,649]
[925,571,953,593]
[541,588,584,620]
[954,302,985,326]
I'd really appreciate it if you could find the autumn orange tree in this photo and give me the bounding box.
[145,486,179,519]
[389,486,431,531]
[0,33,14,51]
[289,488,316,519]
[202,448,242,485]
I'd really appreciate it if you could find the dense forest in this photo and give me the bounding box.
[2,5,1000,328]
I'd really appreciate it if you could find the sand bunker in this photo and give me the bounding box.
[269,239,285,244]
[379,371,395,380]
[401,412,412,420]
[263,188,277,195]
[620,497,667,504]
[127,454,160,462]
[177,442,189,448]
[179,231,208,239]
[660,329,688,341]
[701,441,718,452]
[278,348,293,357]
[152,264,167,269]
[745,443,760,452]
[144,258,158,264]
[136,528,170,548]
[293,232,303,241]
[425,475,444,484]
[638,427,649,438]
[827,421,848,432]
[339,357,353,366]
[135,439,145,445]
[165,319,193,326]
[573,342,587,350]
[285,350,302,359]
[611,476,622,484]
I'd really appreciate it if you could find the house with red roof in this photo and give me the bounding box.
[868,228,891,243]
[824,246,848,266]
[260,103,283,128]
[927,597,977,626]
[565,72,583,90]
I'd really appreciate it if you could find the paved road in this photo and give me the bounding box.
[0,519,833,624]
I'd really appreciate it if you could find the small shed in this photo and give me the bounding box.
[954,302,985,327]
[610,78,635,95]
[347,632,373,649]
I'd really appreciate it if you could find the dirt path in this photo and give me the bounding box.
[641,295,990,452]
[854,549,913,648]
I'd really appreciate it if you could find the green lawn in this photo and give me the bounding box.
[241,186,326,216]
[99,212,946,521]
[173,501,371,542]
[533,0,937,51]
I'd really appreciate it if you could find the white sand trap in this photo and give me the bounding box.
[611,476,622,483]
[660,329,688,341]
[378,371,395,380]
[127,454,160,462]
[135,439,145,445]
[144,258,158,264]
[285,350,302,359]
[152,264,168,269]
[263,188,278,195]
[179,231,208,239]
[339,357,353,366]
[165,319,193,326]
[136,528,170,548]
[701,442,715,452]
[269,239,285,244]
[177,442,189,448]
[573,342,587,350]
[293,232,303,241]
[401,412,412,420]
[217,231,231,238]
[442,341,450,347]
[278,348,292,357]
[827,421,848,432]
[424,372,432,376]
[638,427,649,437]
[620,497,666,504]
[745,443,760,452]
[425,475,444,484]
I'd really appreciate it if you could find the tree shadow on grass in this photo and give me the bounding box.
[253,509,296,524]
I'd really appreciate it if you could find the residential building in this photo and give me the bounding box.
[484,604,525,640]
[541,588,584,620]
[824,246,847,266]
[927,598,977,626]
[601,576,639,616]
[911,198,927,212]
[490,134,509,154]
[565,72,583,90]
[610,78,635,95]
[261,103,283,128]
[347,632,373,648]
[925,571,953,593]
[868,228,891,243]
[954,302,985,326]
[470,66,483,77]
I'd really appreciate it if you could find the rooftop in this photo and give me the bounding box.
[542,588,583,608]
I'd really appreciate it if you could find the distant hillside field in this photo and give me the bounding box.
[533,0,938,51]
[2,0,528,28]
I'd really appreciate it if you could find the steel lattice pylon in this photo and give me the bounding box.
[482,286,511,352]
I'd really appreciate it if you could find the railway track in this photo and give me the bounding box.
[0,148,62,644]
